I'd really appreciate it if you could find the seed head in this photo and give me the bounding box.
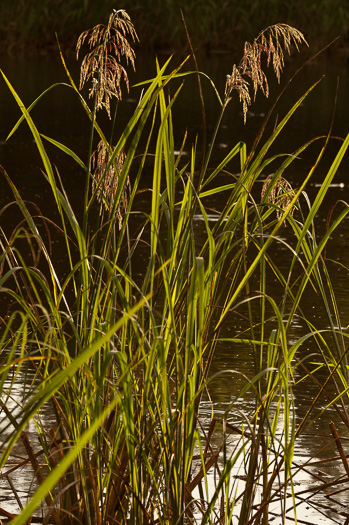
[225,24,308,123]
[261,174,296,220]
[76,9,138,118]
[91,140,129,228]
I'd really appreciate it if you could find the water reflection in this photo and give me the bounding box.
[0,352,55,517]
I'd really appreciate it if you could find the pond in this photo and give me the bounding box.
[0,48,348,523]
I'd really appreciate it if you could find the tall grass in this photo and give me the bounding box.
[0,11,348,525]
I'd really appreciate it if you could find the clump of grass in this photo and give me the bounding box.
[0,9,349,525]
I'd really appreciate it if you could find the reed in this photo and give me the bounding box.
[0,10,348,525]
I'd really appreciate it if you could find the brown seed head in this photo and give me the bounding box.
[76,9,138,118]
[225,24,308,123]
[261,174,296,220]
[92,140,129,228]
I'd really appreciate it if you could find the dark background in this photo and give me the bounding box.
[0,0,348,57]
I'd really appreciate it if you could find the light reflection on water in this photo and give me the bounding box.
[0,352,55,517]
[0,51,348,521]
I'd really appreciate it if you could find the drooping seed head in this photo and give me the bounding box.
[76,9,139,118]
[261,174,296,220]
[225,24,308,123]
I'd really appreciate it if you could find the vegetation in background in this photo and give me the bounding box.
[0,0,348,55]
[0,8,349,525]
[124,0,349,53]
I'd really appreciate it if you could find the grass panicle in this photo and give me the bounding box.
[225,24,308,122]
[91,139,129,224]
[261,173,296,219]
[76,9,139,117]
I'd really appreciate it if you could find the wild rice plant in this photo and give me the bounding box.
[0,11,348,525]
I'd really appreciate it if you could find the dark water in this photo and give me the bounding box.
[0,51,348,522]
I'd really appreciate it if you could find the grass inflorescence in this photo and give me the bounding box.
[0,10,349,525]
